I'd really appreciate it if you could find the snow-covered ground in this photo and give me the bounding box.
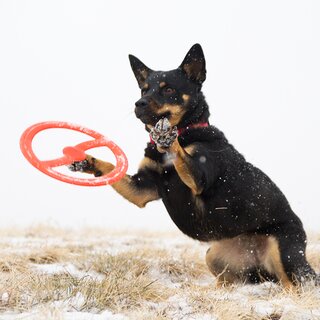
[0,226,319,320]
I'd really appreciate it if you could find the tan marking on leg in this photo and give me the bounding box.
[86,156,160,208]
[169,140,202,195]
[194,196,205,214]
[139,157,163,174]
[157,142,201,195]
[156,142,204,209]
[86,155,115,175]
[206,235,267,270]
[262,237,293,289]
[112,176,159,208]
[206,246,238,286]
[184,145,196,156]
[207,235,294,289]
[206,235,271,285]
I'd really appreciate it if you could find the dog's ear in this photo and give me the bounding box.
[129,54,153,88]
[179,44,206,84]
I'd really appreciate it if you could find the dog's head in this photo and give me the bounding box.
[129,44,207,128]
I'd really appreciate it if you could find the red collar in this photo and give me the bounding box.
[149,122,209,145]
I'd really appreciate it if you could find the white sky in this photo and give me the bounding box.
[0,0,319,232]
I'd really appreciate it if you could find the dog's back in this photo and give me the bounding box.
[70,43,318,287]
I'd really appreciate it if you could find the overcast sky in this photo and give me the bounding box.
[0,0,319,232]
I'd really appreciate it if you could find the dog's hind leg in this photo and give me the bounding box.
[205,247,239,286]
[267,220,318,286]
[205,235,272,286]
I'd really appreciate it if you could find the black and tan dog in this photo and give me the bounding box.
[70,44,318,288]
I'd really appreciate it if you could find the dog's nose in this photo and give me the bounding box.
[135,98,148,108]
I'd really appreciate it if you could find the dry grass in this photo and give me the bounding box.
[0,225,319,319]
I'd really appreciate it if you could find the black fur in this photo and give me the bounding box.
[128,44,318,284]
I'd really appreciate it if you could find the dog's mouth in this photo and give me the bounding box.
[135,109,171,127]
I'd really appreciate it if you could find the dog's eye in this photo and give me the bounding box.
[141,89,148,96]
[163,87,175,95]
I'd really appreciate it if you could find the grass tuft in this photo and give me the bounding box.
[0,226,319,319]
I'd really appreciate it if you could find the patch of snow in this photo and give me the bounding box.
[0,312,30,320]
[193,314,216,320]
[193,274,214,287]
[62,310,128,320]
[253,301,277,316]
[166,295,193,320]
[67,292,86,310]
[281,309,320,320]
[237,282,279,296]
[1,292,9,303]
[148,266,181,289]
[0,310,128,320]
[32,263,104,280]
[308,243,320,251]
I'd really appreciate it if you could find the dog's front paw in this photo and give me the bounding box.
[68,159,93,172]
[150,118,178,149]
[68,157,103,177]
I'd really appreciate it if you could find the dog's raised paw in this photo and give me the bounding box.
[151,118,178,148]
[68,158,103,177]
[68,159,93,173]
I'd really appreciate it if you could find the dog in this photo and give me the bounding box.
[70,44,318,288]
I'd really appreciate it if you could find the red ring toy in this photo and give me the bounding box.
[20,121,128,186]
